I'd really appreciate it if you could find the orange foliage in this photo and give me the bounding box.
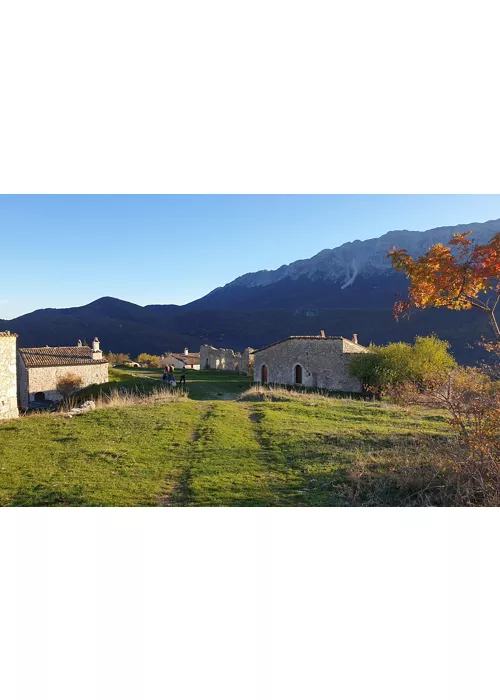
[388,231,500,338]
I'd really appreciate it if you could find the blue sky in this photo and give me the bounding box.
[1,194,500,319]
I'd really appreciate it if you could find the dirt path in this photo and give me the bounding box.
[158,403,214,506]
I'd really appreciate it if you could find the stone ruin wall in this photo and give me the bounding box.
[200,345,254,375]
[0,332,19,420]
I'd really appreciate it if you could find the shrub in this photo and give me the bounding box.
[411,335,457,382]
[386,366,500,503]
[56,371,84,398]
[350,335,456,394]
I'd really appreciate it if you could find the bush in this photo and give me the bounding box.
[56,371,84,398]
[350,335,456,394]
[386,366,500,503]
[411,335,457,382]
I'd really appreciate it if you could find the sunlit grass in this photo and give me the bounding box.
[0,371,451,507]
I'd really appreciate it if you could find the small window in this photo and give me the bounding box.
[294,364,303,385]
[34,391,46,401]
[261,364,268,383]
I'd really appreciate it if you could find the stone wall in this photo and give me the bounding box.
[253,337,368,393]
[200,345,254,375]
[18,362,109,409]
[0,332,19,420]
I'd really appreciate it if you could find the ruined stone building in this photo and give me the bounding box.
[161,348,201,370]
[0,331,19,420]
[252,332,368,393]
[17,337,109,409]
[200,345,254,375]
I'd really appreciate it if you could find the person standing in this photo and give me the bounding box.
[179,367,186,386]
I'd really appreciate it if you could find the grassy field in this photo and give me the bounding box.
[76,367,253,402]
[0,370,452,506]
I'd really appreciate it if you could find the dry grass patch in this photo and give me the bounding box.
[239,384,367,404]
[94,385,189,408]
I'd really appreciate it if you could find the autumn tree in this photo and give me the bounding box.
[105,352,133,366]
[105,351,117,366]
[136,353,161,368]
[388,231,500,339]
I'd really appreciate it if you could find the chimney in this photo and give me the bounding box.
[184,347,189,355]
[320,330,326,338]
[91,337,103,361]
[352,334,358,344]
[77,339,82,347]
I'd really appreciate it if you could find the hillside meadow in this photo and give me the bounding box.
[0,369,455,507]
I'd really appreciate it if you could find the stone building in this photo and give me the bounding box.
[161,348,201,370]
[200,345,254,375]
[0,331,19,420]
[252,333,369,393]
[17,337,109,409]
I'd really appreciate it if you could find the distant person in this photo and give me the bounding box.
[179,368,186,386]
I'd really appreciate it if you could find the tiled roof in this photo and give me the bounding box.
[171,353,201,363]
[19,346,108,368]
[253,336,367,353]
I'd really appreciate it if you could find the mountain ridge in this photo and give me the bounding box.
[2,216,499,362]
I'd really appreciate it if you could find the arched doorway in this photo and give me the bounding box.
[34,391,45,401]
[294,364,303,385]
[261,364,268,383]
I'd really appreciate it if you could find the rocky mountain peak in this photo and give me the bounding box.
[225,218,500,291]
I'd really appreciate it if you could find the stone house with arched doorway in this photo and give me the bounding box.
[253,333,368,393]
[17,338,109,409]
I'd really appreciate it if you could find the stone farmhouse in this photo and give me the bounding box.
[17,337,109,409]
[161,348,201,370]
[0,331,19,420]
[252,332,369,393]
[200,345,254,375]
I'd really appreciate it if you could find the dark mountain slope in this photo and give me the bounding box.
[1,300,491,365]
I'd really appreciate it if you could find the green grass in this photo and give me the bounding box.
[81,367,253,401]
[0,370,452,507]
